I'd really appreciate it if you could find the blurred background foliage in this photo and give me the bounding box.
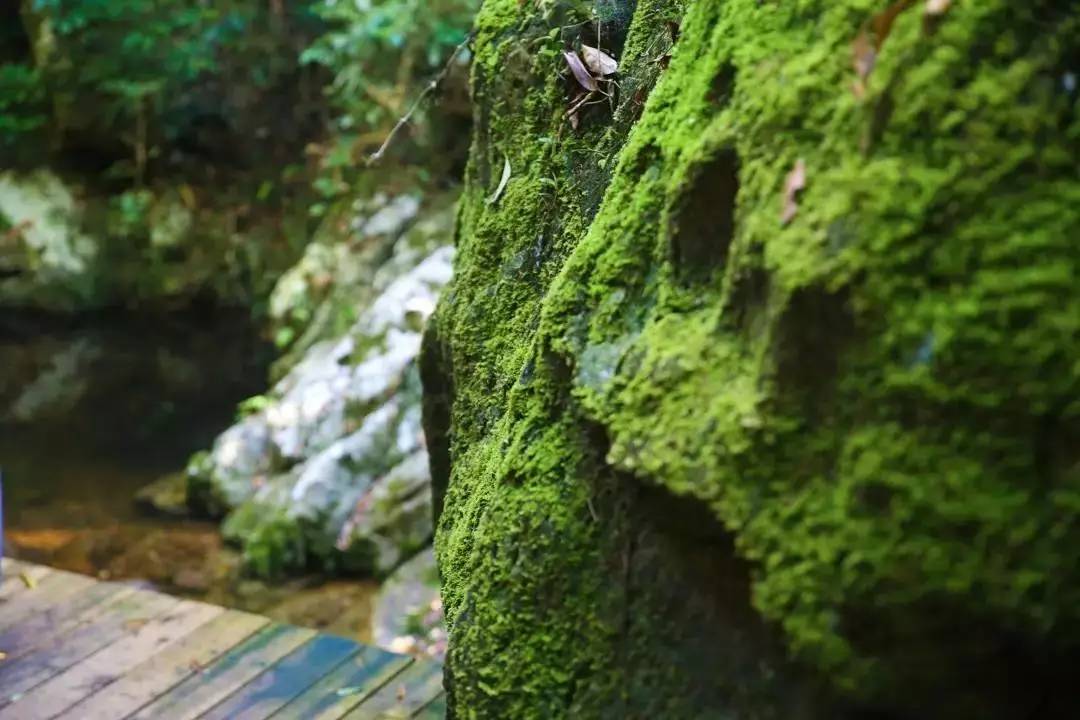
[0,0,478,311]
[1,0,477,192]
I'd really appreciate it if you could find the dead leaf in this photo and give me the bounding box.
[781,159,807,226]
[851,0,918,96]
[563,51,598,92]
[923,0,951,31]
[925,0,951,15]
[851,32,877,99]
[581,45,618,76]
[488,155,512,206]
[871,0,918,45]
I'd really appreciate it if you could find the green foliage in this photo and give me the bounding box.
[15,0,322,182]
[0,63,48,156]
[300,0,478,192]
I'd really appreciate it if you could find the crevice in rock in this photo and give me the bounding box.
[668,145,740,283]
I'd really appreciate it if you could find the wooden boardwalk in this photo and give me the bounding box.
[0,559,445,720]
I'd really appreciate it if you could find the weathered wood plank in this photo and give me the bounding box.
[0,559,50,601]
[412,692,446,719]
[200,633,361,720]
[128,623,317,720]
[0,596,219,720]
[344,659,444,720]
[270,645,414,720]
[0,569,95,631]
[0,585,177,704]
[57,609,270,720]
[0,580,130,663]
[0,560,440,720]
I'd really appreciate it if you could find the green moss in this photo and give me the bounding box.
[427,0,1080,716]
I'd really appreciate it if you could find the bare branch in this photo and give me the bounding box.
[366,33,474,167]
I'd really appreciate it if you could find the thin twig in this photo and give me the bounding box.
[366,33,475,166]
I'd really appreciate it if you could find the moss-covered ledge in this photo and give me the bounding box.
[424,1,1080,717]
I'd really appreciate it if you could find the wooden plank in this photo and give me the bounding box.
[0,560,50,601]
[57,609,270,720]
[412,692,446,719]
[200,633,361,720]
[128,624,317,720]
[0,597,222,720]
[0,569,94,631]
[0,580,130,663]
[344,660,444,720]
[0,585,177,704]
[270,646,414,720]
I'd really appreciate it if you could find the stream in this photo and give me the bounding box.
[0,310,379,641]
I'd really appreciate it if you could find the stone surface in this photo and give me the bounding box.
[134,472,191,518]
[0,169,307,312]
[422,1,1080,718]
[191,193,456,578]
[0,170,98,310]
[371,547,445,660]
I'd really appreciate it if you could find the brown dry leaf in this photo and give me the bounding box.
[563,51,599,92]
[581,45,618,76]
[871,0,918,45]
[851,32,877,99]
[852,0,918,96]
[781,159,807,226]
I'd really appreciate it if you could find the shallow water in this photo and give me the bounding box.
[0,311,268,528]
[0,311,379,640]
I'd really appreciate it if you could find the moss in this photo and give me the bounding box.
[426,0,1080,717]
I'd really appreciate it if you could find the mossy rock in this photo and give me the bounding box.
[424,1,1080,717]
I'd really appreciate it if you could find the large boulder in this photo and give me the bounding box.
[0,170,305,312]
[0,170,98,310]
[191,194,456,578]
[422,1,1080,718]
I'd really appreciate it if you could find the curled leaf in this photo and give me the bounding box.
[563,51,598,92]
[488,155,512,206]
[581,45,618,76]
[781,159,807,226]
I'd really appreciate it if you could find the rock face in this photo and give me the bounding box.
[190,193,456,579]
[0,169,304,312]
[422,1,1080,718]
[0,170,98,310]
